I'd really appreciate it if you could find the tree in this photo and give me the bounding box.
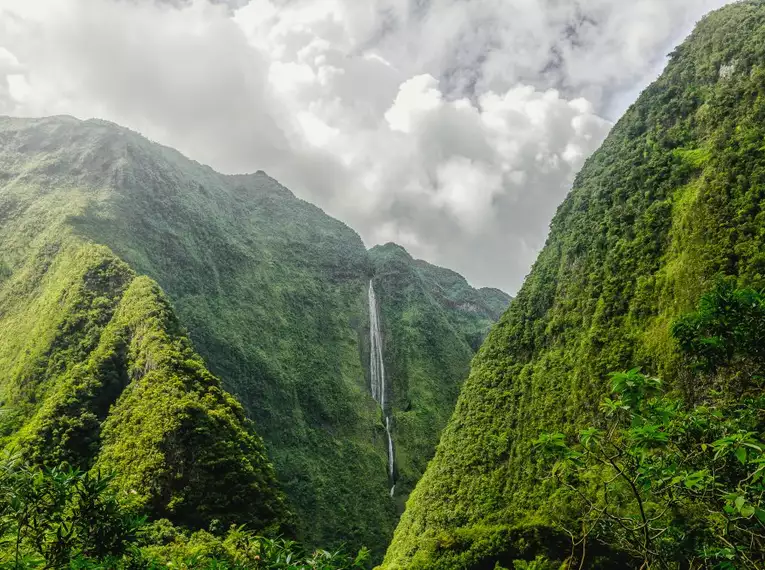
[0,453,370,569]
[0,454,144,568]
[536,286,765,569]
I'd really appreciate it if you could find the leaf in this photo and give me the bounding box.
[740,505,755,518]
[735,447,747,465]
[579,427,603,448]
[683,470,709,490]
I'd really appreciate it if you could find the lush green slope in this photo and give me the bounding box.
[0,115,389,551]
[369,244,510,510]
[0,115,509,556]
[382,2,765,568]
[0,237,287,533]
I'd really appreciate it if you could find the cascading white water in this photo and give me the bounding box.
[369,281,385,409]
[386,416,396,497]
[369,280,395,497]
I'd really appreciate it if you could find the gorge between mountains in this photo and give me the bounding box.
[4,2,765,568]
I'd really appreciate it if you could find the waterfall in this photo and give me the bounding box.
[386,416,396,497]
[368,281,385,410]
[369,280,396,497]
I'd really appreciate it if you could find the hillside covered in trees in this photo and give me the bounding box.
[382,1,765,568]
[7,0,765,568]
[0,115,509,561]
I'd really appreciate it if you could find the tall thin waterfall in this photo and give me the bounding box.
[368,280,395,497]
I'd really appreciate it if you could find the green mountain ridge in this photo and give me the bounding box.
[0,239,288,534]
[382,1,765,568]
[0,115,510,557]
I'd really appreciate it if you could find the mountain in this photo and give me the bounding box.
[382,2,765,568]
[368,244,510,508]
[0,115,510,556]
[0,237,288,534]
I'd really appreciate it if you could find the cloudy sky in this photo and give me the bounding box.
[0,0,735,293]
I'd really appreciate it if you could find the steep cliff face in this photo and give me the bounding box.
[369,244,510,509]
[0,115,509,557]
[382,2,765,568]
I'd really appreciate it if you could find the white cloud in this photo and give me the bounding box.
[0,0,736,292]
[385,75,444,133]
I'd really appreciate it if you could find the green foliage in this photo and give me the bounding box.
[672,280,765,377]
[383,3,765,568]
[535,365,765,568]
[511,557,562,570]
[377,523,570,570]
[0,454,143,568]
[0,457,367,569]
[141,529,369,570]
[0,115,507,558]
[530,287,765,568]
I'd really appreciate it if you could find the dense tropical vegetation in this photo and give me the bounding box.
[535,284,765,568]
[0,113,508,560]
[382,2,765,568]
[0,455,368,569]
[6,0,765,567]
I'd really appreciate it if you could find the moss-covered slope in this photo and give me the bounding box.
[0,114,390,551]
[0,238,287,533]
[382,2,765,568]
[0,115,509,556]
